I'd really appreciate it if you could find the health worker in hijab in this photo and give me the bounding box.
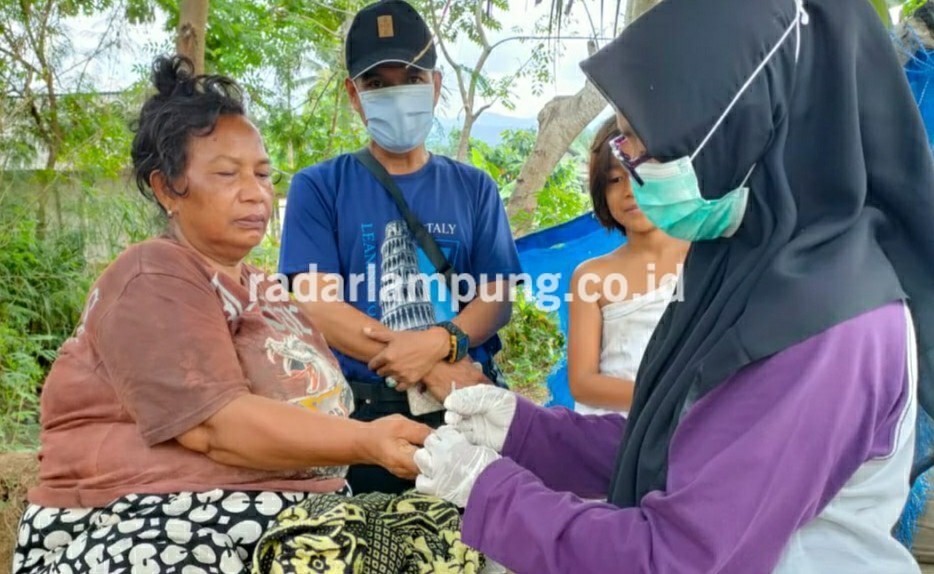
[413,0,934,572]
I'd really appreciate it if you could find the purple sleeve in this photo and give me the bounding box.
[502,396,626,498]
[464,304,909,573]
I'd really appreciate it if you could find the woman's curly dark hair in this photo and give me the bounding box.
[130,55,246,211]
[589,115,628,235]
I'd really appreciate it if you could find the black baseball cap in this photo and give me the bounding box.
[345,0,437,80]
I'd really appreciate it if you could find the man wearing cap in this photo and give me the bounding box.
[279,0,522,494]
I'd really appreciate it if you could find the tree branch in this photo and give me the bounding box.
[507,1,661,235]
[475,101,494,117]
[72,4,123,90]
[465,1,494,117]
[0,28,42,77]
[474,0,492,52]
[427,0,468,108]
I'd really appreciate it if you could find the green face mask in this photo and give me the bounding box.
[631,158,750,241]
[628,0,807,242]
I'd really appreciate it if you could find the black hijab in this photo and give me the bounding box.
[580,0,934,507]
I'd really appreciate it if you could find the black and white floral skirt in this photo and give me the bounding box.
[13,485,350,574]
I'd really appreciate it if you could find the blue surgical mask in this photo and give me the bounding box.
[358,84,435,154]
[629,0,808,242]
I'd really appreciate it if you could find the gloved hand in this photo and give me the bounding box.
[414,426,500,507]
[443,385,517,453]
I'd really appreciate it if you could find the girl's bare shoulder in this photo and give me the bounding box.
[573,247,642,277]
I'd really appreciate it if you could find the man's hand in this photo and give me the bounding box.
[421,358,491,401]
[365,327,451,387]
[363,415,432,480]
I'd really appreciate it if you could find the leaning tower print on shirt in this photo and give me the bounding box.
[379,219,460,333]
[379,220,436,331]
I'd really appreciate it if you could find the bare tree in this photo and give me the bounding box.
[0,0,137,233]
[507,0,661,233]
[177,0,210,73]
[430,1,496,161]
[425,0,549,161]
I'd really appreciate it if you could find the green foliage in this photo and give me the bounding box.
[466,128,590,233]
[0,197,91,449]
[903,0,928,17]
[0,0,143,173]
[0,176,159,448]
[498,289,564,404]
[59,91,141,178]
[78,181,163,266]
[245,233,282,274]
[259,71,369,184]
[152,0,369,187]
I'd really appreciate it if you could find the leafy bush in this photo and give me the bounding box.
[904,0,928,18]
[468,128,590,233]
[0,178,159,448]
[0,200,91,449]
[497,289,565,404]
[464,129,583,402]
[246,233,282,274]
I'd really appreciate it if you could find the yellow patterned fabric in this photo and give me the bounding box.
[251,491,484,574]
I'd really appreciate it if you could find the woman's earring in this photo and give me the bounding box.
[167,209,174,217]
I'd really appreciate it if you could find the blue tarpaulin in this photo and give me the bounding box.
[896,44,934,550]
[515,212,625,408]
[906,46,934,150]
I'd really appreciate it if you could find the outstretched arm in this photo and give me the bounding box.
[463,306,910,573]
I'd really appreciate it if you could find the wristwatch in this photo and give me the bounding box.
[437,321,469,364]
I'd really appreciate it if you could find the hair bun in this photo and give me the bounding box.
[151,55,195,98]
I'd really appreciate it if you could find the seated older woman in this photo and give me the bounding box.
[12,54,430,574]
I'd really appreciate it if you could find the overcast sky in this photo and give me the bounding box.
[66,1,613,121]
[66,2,905,122]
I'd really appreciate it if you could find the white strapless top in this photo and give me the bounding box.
[574,275,678,416]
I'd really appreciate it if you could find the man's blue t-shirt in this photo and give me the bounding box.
[279,153,522,384]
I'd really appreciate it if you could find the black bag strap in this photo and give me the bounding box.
[352,148,457,295]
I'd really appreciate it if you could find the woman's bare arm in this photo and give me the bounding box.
[176,393,430,479]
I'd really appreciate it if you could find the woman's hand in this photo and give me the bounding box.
[443,385,517,453]
[365,327,451,386]
[420,358,490,401]
[363,415,433,479]
[415,426,500,507]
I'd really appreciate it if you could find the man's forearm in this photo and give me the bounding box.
[297,299,386,363]
[452,285,512,348]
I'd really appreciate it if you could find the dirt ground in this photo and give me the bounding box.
[0,451,38,572]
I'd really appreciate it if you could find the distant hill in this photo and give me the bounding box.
[431,109,616,147]
[432,113,538,146]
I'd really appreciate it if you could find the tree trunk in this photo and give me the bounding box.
[507,0,661,235]
[177,0,210,73]
[506,82,607,229]
[457,113,476,162]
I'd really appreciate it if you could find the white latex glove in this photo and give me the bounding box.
[443,384,517,453]
[414,426,500,507]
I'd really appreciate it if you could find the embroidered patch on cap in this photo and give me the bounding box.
[377,15,394,38]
